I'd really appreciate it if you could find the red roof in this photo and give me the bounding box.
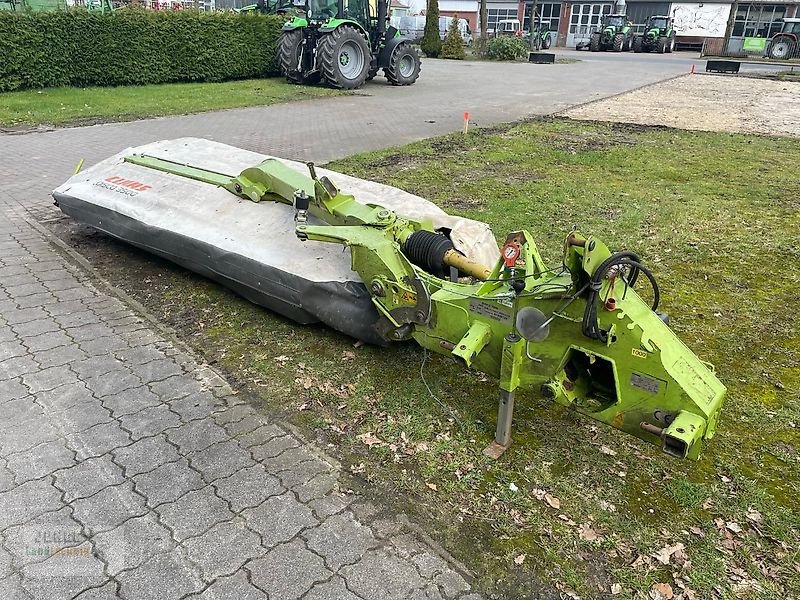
[390,0,409,7]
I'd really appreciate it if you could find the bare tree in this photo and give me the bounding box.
[479,0,487,47]
[528,0,539,50]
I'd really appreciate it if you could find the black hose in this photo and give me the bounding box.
[582,252,660,342]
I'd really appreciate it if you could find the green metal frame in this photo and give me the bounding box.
[124,153,727,461]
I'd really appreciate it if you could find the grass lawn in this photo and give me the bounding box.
[57,118,800,599]
[0,79,343,128]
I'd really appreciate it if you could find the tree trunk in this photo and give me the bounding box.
[480,0,488,42]
[528,0,539,50]
[722,0,738,55]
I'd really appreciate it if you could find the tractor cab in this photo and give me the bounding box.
[778,17,800,34]
[305,0,369,23]
[531,19,551,34]
[603,14,627,29]
[646,15,671,35]
[239,0,298,14]
[497,19,523,36]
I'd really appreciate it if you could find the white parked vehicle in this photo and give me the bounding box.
[397,15,473,45]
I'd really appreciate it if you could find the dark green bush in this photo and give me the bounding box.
[420,0,441,58]
[0,10,285,92]
[441,15,464,60]
[486,36,528,61]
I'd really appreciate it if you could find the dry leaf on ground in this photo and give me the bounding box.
[650,582,674,599]
[544,493,560,509]
[357,432,383,447]
[579,524,600,542]
[654,542,685,565]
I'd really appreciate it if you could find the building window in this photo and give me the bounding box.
[569,3,612,35]
[732,3,786,38]
[488,8,520,31]
[522,2,561,34]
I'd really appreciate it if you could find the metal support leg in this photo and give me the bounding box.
[483,389,515,459]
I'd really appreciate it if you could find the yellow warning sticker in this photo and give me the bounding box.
[631,348,648,359]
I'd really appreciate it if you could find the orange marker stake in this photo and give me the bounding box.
[690,64,695,74]
[463,111,470,134]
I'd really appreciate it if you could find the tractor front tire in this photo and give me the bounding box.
[590,33,601,52]
[542,34,552,49]
[385,42,421,86]
[633,36,643,52]
[613,33,624,52]
[657,36,668,53]
[769,35,796,60]
[278,30,305,84]
[317,25,371,89]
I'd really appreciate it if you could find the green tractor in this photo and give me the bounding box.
[633,15,676,53]
[590,14,633,52]
[277,0,421,90]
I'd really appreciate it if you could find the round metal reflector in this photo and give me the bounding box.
[516,307,550,342]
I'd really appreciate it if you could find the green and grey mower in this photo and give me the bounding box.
[590,14,633,52]
[277,0,421,89]
[633,15,676,53]
[54,139,726,462]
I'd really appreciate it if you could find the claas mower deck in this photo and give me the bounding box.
[54,140,725,461]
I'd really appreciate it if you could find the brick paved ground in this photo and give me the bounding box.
[0,204,481,599]
[0,58,685,599]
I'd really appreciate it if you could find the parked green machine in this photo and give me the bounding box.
[634,15,676,53]
[590,14,633,52]
[530,20,553,50]
[277,0,421,89]
[123,153,726,461]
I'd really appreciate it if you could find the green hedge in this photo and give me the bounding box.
[0,10,285,92]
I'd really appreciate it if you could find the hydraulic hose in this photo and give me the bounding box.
[582,252,660,342]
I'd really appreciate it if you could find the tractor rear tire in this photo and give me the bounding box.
[317,25,371,90]
[769,35,796,60]
[667,34,675,53]
[385,42,421,86]
[657,36,668,53]
[633,36,643,52]
[590,33,601,52]
[278,30,305,84]
[542,34,552,49]
[613,33,624,51]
